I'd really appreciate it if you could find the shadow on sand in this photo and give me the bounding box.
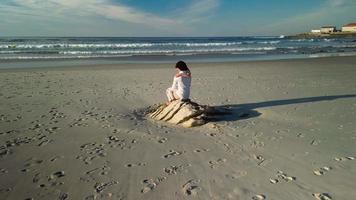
[207,94,356,122]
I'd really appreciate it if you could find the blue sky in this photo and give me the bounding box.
[0,0,355,37]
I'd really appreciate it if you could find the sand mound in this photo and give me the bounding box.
[147,100,230,127]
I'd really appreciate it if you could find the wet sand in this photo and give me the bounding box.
[1,56,356,200]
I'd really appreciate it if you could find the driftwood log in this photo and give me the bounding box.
[147,100,231,127]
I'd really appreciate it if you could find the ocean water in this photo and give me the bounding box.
[0,36,356,68]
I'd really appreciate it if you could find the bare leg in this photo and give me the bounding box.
[172,91,180,100]
[166,88,175,101]
[166,88,180,104]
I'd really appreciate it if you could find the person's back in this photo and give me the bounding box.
[175,70,191,100]
[166,61,191,103]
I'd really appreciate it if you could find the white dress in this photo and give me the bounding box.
[166,70,191,100]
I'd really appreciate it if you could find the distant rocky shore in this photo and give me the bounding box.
[287,32,356,39]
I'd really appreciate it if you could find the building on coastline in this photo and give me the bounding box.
[311,29,321,34]
[320,26,336,33]
[342,23,356,32]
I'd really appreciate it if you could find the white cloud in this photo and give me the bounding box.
[0,0,220,36]
[184,0,219,18]
[330,1,353,7]
[174,0,219,23]
[328,0,345,6]
[9,0,179,28]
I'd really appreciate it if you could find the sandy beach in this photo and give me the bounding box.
[1,56,356,200]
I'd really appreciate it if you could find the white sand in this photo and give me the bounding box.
[1,56,356,200]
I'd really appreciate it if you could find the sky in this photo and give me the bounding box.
[0,0,355,37]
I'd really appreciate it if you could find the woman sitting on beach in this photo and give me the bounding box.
[166,61,191,104]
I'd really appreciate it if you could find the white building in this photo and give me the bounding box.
[320,26,336,33]
[311,29,321,33]
[342,23,356,32]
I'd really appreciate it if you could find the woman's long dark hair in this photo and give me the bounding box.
[175,61,189,71]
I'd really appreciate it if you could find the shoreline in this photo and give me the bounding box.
[1,54,356,72]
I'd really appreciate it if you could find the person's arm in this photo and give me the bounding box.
[171,76,178,90]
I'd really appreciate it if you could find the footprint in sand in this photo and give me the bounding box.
[163,150,183,159]
[80,165,112,183]
[297,133,305,138]
[310,139,321,146]
[38,139,53,147]
[252,194,266,200]
[125,162,146,168]
[250,140,265,148]
[77,142,108,164]
[182,179,201,196]
[49,155,64,162]
[158,137,167,143]
[106,136,132,149]
[269,179,279,184]
[209,158,227,169]
[313,166,332,176]
[253,154,265,165]
[21,158,43,172]
[276,171,296,182]
[125,163,135,168]
[48,171,65,180]
[141,177,166,194]
[164,164,190,175]
[32,170,66,188]
[58,192,69,200]
[194,148,210,153]
[334,156,354,161]
[225,170,247,180]
[312,193,332,200]
[32,173,41,183]
[48,171,66,187]
[141,180,157,193]
[0,168,8,174]
[69,118,89,127]
[0,147,12,158]
[95,180,119,193]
